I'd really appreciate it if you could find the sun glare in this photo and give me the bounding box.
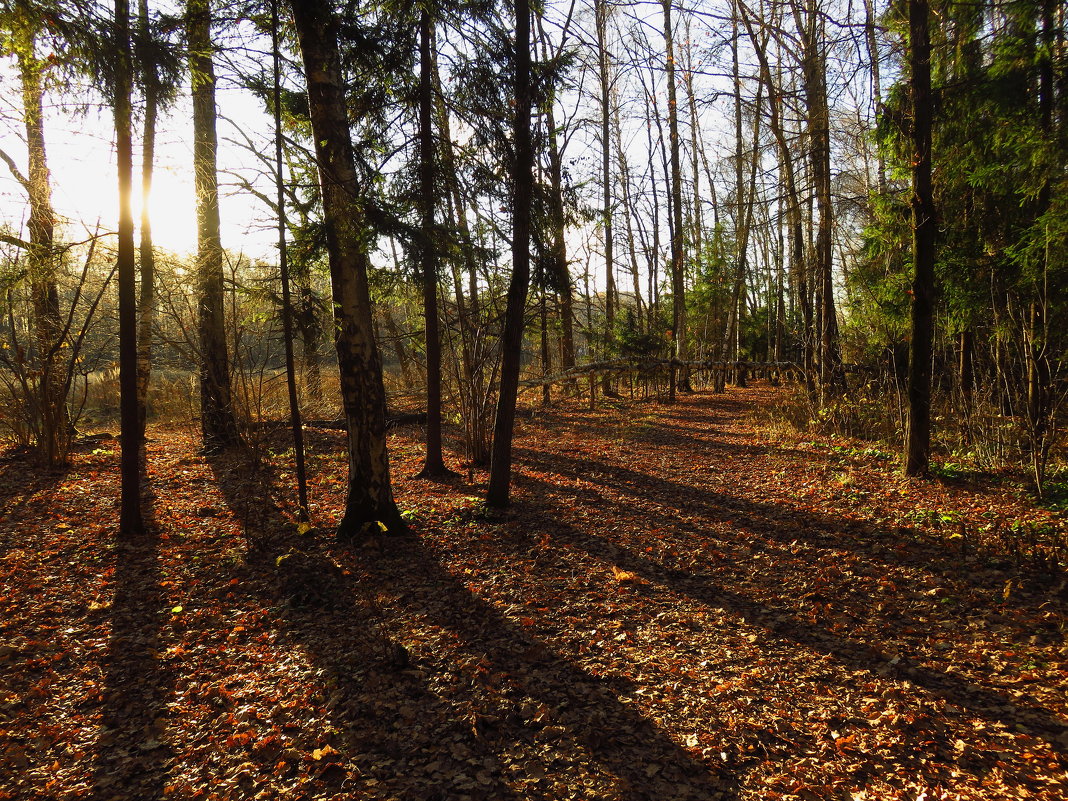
[139,165,199,255]
[43,127,197,256]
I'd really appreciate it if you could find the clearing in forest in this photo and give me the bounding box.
[1,383,1066,800]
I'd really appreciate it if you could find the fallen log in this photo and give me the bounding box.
[518,359,804,389]
[254,411,429,432]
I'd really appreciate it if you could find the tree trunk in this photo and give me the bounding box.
[115,0,143,535]
[662,0,688,394]
[723,6,764,384]
[797,0,843,397]
[958,329,973,404]
[862,0,887,195]
[757,18,811,388]
[641,83,662,328]
[1024,0,1056,494]
[272,0,309,520]
[541,49,576,378]
[540,289,551,406]
[15,18,67,465]
[613,99,644,325]
[187,0,240,450]
[136,0,157,438]
[290,0,403,534]
[417,7,453,478]
[298,286,323,399]
[904,0,935,477]
[596,0,615,392]
[432,35,490,464]
[486,0,533,508]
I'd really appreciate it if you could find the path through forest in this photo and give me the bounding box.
[2,383,1066,800]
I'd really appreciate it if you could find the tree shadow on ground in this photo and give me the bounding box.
[207,448,532,800]
[0,457,69,537]
[509,466,1068,751]
[491,475,1067,796]
[515,441,1065,602]
[92,467,174,800]
[206,447,738,800]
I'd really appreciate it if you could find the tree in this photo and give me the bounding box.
[662,0,688,397]
[289,0,404,535]
[902,0,935,476]
[793,0,843,397]
[722,0,764,387]
[534,11,576,385]
[187,0,239,450]
[486,0,533,508]
[115,0,143,534]
[2,1,68,464]
[271,0,309,519]
[134,0,181,437]
[135,0,157,437]
[416,4,455,479]
[594,0,615,391]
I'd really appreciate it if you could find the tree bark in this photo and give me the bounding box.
[596,0,615,392]
[862,0,887,195]
[1023,0,1056,493]
[662,0,688,394]
[797,0,843,397]
[187,0,239,450]
[290,0,403,534]
[272,0,309,519]
[486,0,533,508]
[115,0,143,534]
[741,3,812,387]
[431,35,490,464]
[613,99,644,324]
[723,5,763,383]
[683,23,704,272]
[14,13,66,464]
[543,102,576,377]
[904,0,935,477]
[136,0,157,438]
[417,7,453,478]
[540,289,551,406]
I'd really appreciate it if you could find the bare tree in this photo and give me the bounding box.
[115,0,143,534]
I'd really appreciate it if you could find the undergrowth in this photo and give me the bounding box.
[755,381,1068,576]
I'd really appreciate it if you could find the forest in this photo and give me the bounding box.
[1,0,1067,798]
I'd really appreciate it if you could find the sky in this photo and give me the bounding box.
[0,0,885,305]
[0,59,279,262]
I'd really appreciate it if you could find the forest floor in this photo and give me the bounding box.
[2,382,1068,801]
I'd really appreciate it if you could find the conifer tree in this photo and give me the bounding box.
[289,0,403,535]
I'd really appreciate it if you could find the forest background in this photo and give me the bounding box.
[0,0,1065,527]
[3,1,1068,799]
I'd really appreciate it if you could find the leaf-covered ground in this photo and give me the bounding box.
[2,383,1067,800]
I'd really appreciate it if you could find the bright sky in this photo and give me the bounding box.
[0,66,278,261]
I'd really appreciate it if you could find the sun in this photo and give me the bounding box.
[27,123,199,256]
[138,163,199,255]
[3,99,279,262]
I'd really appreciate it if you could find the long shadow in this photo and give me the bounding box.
[0,456,69,546]
[345,531,740,800]
[619,419,815,457]
[206,449,531,800]
[92,462,174,799]
[519,440,1068,627]
[207,446,738,799]
[515,444,1064,606]
[0,453,73,796]
[510,469,1068,758]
